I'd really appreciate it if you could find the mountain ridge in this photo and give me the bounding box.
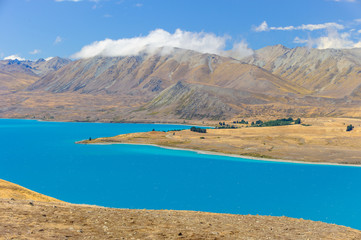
[242,45,361,98]
[1,46,361,121]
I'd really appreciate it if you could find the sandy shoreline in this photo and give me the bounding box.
[79,141,361,168]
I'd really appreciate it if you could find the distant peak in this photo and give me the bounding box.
[36,58,46,63]
[271,44,289,50]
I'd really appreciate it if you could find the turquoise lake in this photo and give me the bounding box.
[1,119,361,230]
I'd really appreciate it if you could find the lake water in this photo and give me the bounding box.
[1,119,361,230]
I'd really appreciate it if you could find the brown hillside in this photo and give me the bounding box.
[0,180,360,239]
[0,179,62,203]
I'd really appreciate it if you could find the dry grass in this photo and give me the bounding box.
[0,179,62,203]
[1,199,361,240]
[81,118,361,164]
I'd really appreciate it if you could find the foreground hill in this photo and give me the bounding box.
[1,180,360,239]
[0,179,62,203]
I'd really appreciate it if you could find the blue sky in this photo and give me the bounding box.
[1,0,361,60]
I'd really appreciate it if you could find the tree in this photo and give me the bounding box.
[346,124,354,132]
[295,118,301,124]
[190,127,207,133]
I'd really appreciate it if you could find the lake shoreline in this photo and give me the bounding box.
[79,141,361,168]
[0,117,212,127]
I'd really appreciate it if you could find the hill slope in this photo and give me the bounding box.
[0,179,360,239]
[0,179,62,202]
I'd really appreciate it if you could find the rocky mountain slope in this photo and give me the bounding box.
[24,48,314,120]
[0,57,71,92]
[242,45,361,98]
[28,48,305,97]
[1,46,361,122]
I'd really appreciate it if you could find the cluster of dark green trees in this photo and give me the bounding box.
[346,124,354,132]
[190,127,207,133]
[216,117,302,129]
[233,119,249,124]
[217,122,236,129]
[152,129,182,132]
[251,118,301,127]
[216,124,237,129]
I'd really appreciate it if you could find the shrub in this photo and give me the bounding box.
[190,127,207,133]
[346,124,354,132]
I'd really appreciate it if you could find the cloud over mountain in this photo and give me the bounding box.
[4,55,25,61]
[294,28,361,49]
[71,29,253,60]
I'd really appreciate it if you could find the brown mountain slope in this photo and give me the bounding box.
[243,45,361,98]
[2,47,361,121]
[19,48,317,121]
[28,48,307,98]
[137,81,270,120]
[0,71,39,92]
[0,57,71,92]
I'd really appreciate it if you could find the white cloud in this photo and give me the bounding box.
[254,21,344,32]
[223,41,254,60]
[54,36,63,44]
[104,14,112,18]
[253,21,269,32]
[294,29,361,49]
[71,28,254,60]
[135,3,143,7]
[293,37,309,44]
[4,54,25,61]
[29,49,41,55]
[358,29,361,34]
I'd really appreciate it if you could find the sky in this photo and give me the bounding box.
[1,0,361,61]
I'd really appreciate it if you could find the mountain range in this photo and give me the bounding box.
[1,46,361,122]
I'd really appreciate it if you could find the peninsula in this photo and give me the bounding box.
[79,117,361,165]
